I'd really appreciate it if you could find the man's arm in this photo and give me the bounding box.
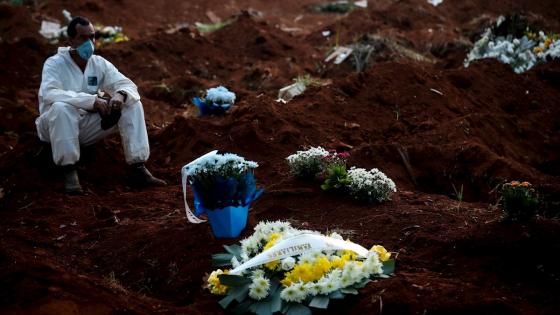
[100,58,141,105]
[40,59,97,111]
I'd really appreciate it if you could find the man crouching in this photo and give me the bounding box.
[36,16,166,194]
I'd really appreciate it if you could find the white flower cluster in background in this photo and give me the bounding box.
[286,146,330,178]
[184,152,258,178]
[464,18,560,73]
[347,167,397,203]
[465,33,537,73]
[206,86,236,105]
[536,32,560,59]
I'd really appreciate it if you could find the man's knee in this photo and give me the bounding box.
[49,102,77,117]
[50,101,74,112]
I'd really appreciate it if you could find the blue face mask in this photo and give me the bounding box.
[76,39,94,60]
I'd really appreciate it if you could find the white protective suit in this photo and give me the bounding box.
[36,47,150,166]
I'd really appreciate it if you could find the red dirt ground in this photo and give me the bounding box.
[1,0,560,314]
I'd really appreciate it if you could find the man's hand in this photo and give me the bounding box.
[109,92,125,111]
[93,97,110,116]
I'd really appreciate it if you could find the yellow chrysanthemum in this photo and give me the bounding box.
[341,250,357,261]
[281,262,324,286]
[265,260,280,271]
[114,34,129,43]
[263,233,282,270]
[280,277,293,287]
[207,269,229,295]
[370,245,391,262]
[341,253,354,263]
[263,233,281,250]
[330,256,346,269]
[313,256,331,274]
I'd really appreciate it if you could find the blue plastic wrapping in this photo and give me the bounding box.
[191,171,263,238]
[205,205,249,238]
[192,97,232,116]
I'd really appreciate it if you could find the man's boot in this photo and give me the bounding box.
[63,165,83,194]
[129,163,167,187]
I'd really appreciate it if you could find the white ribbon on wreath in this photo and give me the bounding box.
[230,233,370,275]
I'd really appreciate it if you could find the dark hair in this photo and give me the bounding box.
[67,16,91,38]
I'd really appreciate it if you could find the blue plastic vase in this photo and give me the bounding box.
[204,205,249,238]
[190,171,263,238]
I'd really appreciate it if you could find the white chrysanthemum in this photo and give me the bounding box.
[318,277,339,295]
[206,86,236,104]
[342,261,364,282]
[298,253,315,265]
[304,282,322,296]
[251,269,265,279]
[248,276,270,300]
[249,285,268,300]
[255,277,270,288]
[293,282,309,301]
[340,274,353,288]
[342,260,356,274]
[327,268,342,280]
[347,167,396,203]
[363,252,383,275]
[241,237,260,258]
[286,146,330,178]
[281,257,296,271]
[183,152,258,177]
[239,221,298,259]
[254,220,292,236]
[544,39,560,59]
[280,284,306,302]
[464,17,560,73]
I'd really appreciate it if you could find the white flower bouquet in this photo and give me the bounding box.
[192,86,236,116]
[182,151,263,237]
[286,146,330,179]
[286,147,397,204]
[464,15,560,73]
[346,167,397,203]
[206,221,395,314]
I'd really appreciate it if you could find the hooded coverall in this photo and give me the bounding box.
[36,47,150,166]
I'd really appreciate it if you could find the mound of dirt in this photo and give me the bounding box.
[0,4,42,43]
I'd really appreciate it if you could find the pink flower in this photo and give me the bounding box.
[337,152,350,159]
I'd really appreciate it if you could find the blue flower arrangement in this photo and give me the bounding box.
[182,151,263,237]
[193,86,236,116]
